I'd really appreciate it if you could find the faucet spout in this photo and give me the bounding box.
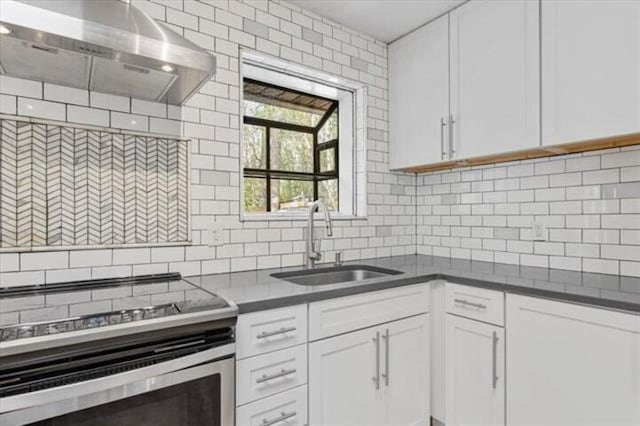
[306,200,333,268]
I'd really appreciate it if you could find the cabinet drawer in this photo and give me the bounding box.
[308,284,430,341]
[236,385,308,426]
[237,344,307,406]
[445,283,504,326]
[236,304,307,359]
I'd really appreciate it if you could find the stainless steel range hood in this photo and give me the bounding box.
[0,0,216,105]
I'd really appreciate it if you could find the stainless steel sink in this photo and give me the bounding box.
[272,265,403,286]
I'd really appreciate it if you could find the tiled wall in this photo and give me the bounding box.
[416,147,640,277]
[0,0,416,286]
[0,118,190,250]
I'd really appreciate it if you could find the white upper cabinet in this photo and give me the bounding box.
[506,294,640,425]
[542,0,640,145]
[450,0,540,158]
[389,14,449,169]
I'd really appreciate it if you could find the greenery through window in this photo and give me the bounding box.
[243,79,339,213]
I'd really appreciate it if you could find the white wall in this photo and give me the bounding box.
[0,0,416,287]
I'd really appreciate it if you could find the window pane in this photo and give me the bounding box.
[271,179,314,212]
[243,125,266,169]
[270,129,313,173]
[319,147,336,173]
[318,179,338,211]
[318,111,338,143]
[245,100,322,127]
[243,178,267,213]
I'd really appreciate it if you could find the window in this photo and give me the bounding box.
[242,79,339,213]
[240,50,367,219]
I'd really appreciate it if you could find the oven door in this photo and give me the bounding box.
[0,344,234,426]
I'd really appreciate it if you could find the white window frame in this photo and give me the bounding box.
[239,49,367,221]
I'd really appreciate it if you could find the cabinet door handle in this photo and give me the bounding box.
[381,328,390,386]
[261,410,296,426]
[440,117,447,160]
[449,114,456,158]
[256,368,297,384]
[372,331,380,390]
[492,331,499,389]
[453,298,487,310]
[256,326,296,339]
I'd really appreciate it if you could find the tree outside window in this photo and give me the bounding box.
[242,79,339,214]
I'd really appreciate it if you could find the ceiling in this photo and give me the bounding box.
[289,0,466,43]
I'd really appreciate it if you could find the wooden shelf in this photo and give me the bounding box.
[400,132,640,174]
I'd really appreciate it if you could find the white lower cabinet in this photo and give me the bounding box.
[236,385,308,426]
[445,315,504,426]
[309,314,430,426]
[506,294,640,426]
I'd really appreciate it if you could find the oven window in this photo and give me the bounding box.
[30,374,221,426]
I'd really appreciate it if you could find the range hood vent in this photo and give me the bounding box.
[0,0,216,105]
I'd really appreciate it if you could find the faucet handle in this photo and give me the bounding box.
[334,252,343,267]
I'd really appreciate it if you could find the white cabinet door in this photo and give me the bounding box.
[506,294,640,426]
[308,324,385,426]
[445,315,504,426]
[450,0,540,158]
[383,314,430,426]
[542,0,640,145]
[389,14,449,169]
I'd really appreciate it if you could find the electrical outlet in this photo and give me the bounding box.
[208,222,223,247]
[532,220,547,241]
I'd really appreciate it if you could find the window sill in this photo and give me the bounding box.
[241,212,366,222]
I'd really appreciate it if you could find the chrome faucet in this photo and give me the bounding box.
[306,200,333,268]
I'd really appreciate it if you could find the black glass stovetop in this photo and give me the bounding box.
[0,273,231,343]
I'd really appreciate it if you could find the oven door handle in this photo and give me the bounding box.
[0,342,235,416]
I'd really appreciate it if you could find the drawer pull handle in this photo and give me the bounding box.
[454,298,487,310]
[256,326,297,339]
[381,328,390,386]
[492,331,499,389]
[372,331,380,390]
[256,368,297,384]
[261,410,296,426]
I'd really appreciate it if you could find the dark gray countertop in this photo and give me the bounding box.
[185,254,640,315]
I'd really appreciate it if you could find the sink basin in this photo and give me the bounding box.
[272,265,403,286]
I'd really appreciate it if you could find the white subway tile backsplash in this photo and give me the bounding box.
[70,250,112,268]
[0,75,42,98]
[150,117,182,135]
[621,166,640,182]
[418,148,640,275]
[602,215,640,229]
[0,254,20,272]
[566,156,600,172]
[18,98,65,121]
[113,248,151,265]
[90,92,130,112]
[44,84,88,105]
[21,252,68,271]
[67,105,109,126]
[45,267,92,284]
[132,99,167,118]
[582,258,619,275]
[111,112,149,131]
[0,94,17,114]
[582,169,619,185]
[151,247,185,263]
[621,198,640,214]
